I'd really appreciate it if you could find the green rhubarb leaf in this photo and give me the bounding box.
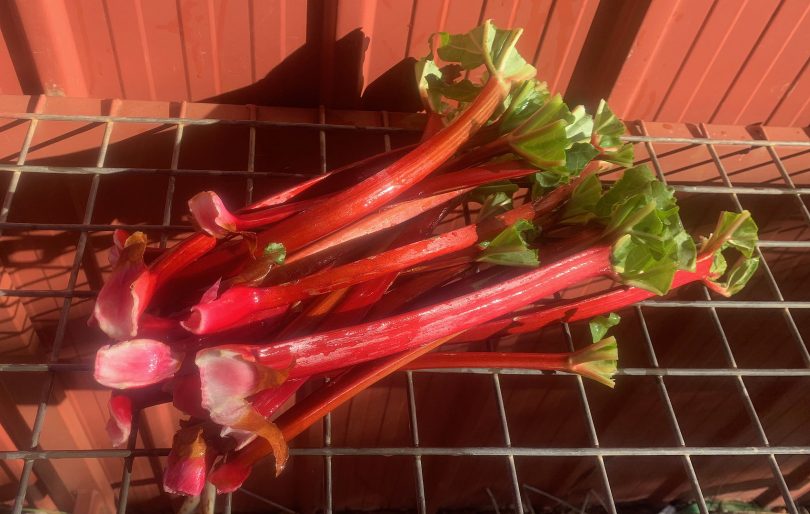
[565,105,594,145]
[563,165,698,294]
[511,119,569,168]
[561,173,602,224]
[611,235,679,295]
[425,75,482,103]
[477,219,539,267]
[593,99,626,150]
[600,142,635,168]
[263,242,286,265]
[499,79,550,134]
[703,210,760,297]
[570,336,618,388]
[711,255,760,297]
[592,99,634,167]
[589,313,620,343]
[705,210,758,258]
[477,191,514,221]
[435,20,535,81]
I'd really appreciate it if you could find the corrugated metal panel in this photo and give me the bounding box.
[609,0,810,125]
[0,0,597,107]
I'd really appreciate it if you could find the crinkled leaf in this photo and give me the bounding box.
[436,21,534,80]
[561,173,602,224]
[707,211,758,258]
[425,75,482,103]
[565,105,594,145]
[476,192,514,222]
[600,142,635,168]
[711,250,728,277]
[593,99,626,149]
[570,336,619,388]
[499,79,550,134]
[477,219,539,267]
[513,93,568,135]
[709,255,760,297]
[532,142,600,200]
[611,234,679,295]
[511,119,569,168]
[589,313,620,343]
[562,142,600,174]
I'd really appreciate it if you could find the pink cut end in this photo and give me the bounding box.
[188,191,238,238]
[95,339,181,389]
[105,393,133,447]
[182,285,288,335]
[94,232,155,340]
[163,426,209,496]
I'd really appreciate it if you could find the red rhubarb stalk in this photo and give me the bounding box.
[207,334,458,492]
[403,340,618,387]
[196,245,612,381]
[185,202,537,334]
[255,79,508,254]
[288,189,467,263]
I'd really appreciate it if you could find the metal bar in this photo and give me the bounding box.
[621,135,810,147]
[764,144,810,225]
[159,101,187,247]
[405,371,428,514]
[0,98,46,510]
[560,322,617,514]
[317,108,333,514]
[7,446,810,460]
[3,362,810,378]
[635,306,708,514]
[0,164,317,178]
[0,111,418,132]
[637,122,668,185]
[12,99,114,514]
[491,372,524,514]
[0,221,191,232]
[6,162,810,197]
[245,104,258,204]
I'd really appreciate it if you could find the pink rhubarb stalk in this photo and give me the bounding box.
[288,189,467,263]
[403,337,619,387]
[163,425,211,496]
[207,334,458,492]
[94,231,217,340]
[185,202,536,335]
[196,245,612,383]
[254,79,509,254]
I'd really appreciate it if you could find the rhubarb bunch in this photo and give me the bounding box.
[88,20,760,497]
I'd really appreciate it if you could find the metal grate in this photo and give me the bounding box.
[0,99,809,514]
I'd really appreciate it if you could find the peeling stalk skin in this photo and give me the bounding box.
[255,79,509,254]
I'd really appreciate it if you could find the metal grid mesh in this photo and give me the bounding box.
[0,101,808,514]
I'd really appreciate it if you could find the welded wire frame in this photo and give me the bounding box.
[0,103,808,514]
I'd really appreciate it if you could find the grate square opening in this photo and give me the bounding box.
[717,310,808,369]
[664,377,760,447]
